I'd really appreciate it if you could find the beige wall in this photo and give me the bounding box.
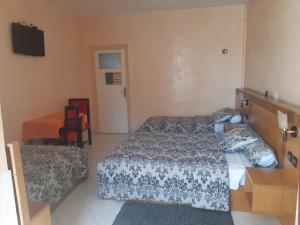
[0,2,246,139]
[245,0,300,105]
[0,0,86,141]
[82,5,246,131]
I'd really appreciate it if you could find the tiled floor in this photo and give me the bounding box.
[52,134,281,225]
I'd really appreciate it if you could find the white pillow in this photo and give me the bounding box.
[229,115,242,124]
[212,108,242,123]
[257,154,277,167]
[212,108,234,123]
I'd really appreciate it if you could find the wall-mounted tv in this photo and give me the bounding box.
[11,23,45,57]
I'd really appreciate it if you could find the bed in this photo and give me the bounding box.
[97,89,299,225]
[137,108,242,134]
[21,145,89,205]
[97,132,229,211]
[97,123,278,212]
[97,109,280,212]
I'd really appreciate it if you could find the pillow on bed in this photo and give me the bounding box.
[218,128,259,153]
[139,117,163,132]
[243,139,278,168]
[229,115,242,124]
[212,108,241,123]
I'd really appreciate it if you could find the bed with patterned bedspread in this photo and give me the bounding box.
[22,145,89,205]
[97,132,229,211]
[137,108,242,134]
[137,116,215,133]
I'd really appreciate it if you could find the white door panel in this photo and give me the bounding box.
[94,49,128,133]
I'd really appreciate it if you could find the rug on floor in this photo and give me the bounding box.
[112,201,234,225]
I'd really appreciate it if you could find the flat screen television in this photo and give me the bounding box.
[11,23,45,57]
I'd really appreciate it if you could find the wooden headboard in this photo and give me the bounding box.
[236,88,300,169]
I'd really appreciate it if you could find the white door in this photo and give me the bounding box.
[94,49,128,133]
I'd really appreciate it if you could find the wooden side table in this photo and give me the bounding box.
[245,168,297,225]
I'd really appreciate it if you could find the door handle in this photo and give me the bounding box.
[121,87,127,97]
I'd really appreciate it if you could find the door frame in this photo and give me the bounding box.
[90,45,132,134]
[0,102,19,225]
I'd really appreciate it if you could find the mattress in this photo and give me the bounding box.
[225,152,252,190]
[97,132,230,211]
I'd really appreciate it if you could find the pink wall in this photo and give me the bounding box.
[82,5,246,131]
[0,0,86,141]
[245,0,300,106]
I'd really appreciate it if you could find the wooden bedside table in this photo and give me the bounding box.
[224,123,247,132]
[245,168,298,216]
[224,124,233,132]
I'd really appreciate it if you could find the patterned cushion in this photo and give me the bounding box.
[243,139,278,168]
[191,116,214,133]
[139,117,164,132]
[212,108,241,123]
[218,128,259,153]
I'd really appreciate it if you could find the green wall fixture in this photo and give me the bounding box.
[222,48,229,55]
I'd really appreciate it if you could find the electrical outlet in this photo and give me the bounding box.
[287,151,298,167]
[287,151,293,162]
[291,155,298,168]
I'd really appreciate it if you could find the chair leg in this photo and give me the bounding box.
[77,130,83,148]
[77,141,83,148]
[88,128,92,145]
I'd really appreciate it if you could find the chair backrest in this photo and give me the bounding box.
[64,105,80,131]
[68,98,90,123]
[6,142,31,225]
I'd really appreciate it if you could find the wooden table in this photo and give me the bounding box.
[22,113,86,141]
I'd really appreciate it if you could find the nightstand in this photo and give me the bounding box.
[224,123,244,132]
[224,123,234,132]
[244,168,298,216]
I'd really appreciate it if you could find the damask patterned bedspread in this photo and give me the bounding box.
[137,116,215,133]
[22,145,89,205]
[97,132,229,211]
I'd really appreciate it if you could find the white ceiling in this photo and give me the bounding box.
[55,0,248,15]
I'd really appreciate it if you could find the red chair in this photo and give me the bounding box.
[68,98,92,145]
[59,105,83,148]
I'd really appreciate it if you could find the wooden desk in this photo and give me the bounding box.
[23,113,87,141]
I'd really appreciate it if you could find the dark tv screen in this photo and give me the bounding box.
[11,23,45,57]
